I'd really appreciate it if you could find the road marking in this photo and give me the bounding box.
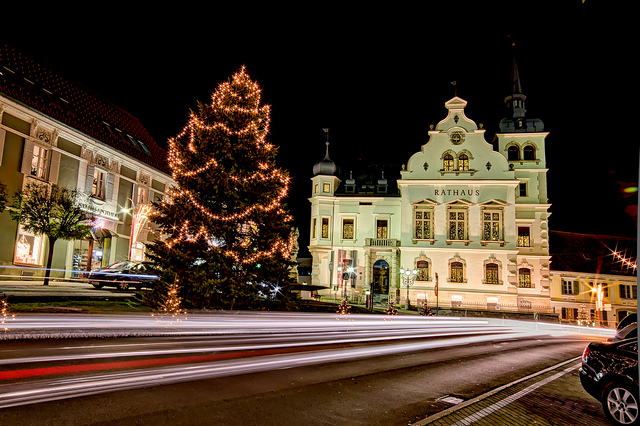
[414,356,582,425]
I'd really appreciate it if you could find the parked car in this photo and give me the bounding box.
[87,261,160,290]
[580,318,638,426]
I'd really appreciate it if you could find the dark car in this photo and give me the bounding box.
[580,318,638,426]
[88,261,160,290]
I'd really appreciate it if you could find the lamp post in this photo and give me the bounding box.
[400,267,418,310]
[592,283,604,327]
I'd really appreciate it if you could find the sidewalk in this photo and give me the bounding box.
[0,278,134,298]
[414,357,609,426]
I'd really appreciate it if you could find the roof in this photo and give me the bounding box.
[549,230,637,276]
[334,163,402,197]
[0,45,168,173]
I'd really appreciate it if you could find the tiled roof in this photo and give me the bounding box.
[0,45,169,173]
[549,230,637,276]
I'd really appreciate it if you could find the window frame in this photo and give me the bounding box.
[412,199,437,243]
[561,278,580,295]
[484,262,500,285]
[518,267,533,288]
[341,218,355,240]
[321,217,330,239]
[92,168,107,200]
[517,226,531,247]
[30,144,49,180]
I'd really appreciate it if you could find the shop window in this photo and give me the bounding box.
[342,218,354,240]
[14,229,43,265]
[517,227,531,247]
[30,145,48,179]
[518,268,532,288]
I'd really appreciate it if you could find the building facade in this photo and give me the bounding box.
[309,65,552,312]
[0,45,173,278]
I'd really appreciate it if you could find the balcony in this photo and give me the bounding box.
[365,238,400,247]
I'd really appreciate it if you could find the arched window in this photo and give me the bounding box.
[518,268,532,288]
[450,261,464,283]
[485,263,499,284]
[443,153,454,171]
[523,145,535,160]
[507,145,520,161]
[416,260,430,281]
[458,153,469,171]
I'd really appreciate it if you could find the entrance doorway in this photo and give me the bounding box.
[372,259,389,306]
[71,228,112,277]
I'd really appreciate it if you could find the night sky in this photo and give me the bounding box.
[2,2,637,257]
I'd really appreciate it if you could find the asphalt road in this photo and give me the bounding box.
[0,314,615,425]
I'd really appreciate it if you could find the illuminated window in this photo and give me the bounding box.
[458,153,469,171]
[485,263,499,284]
[414,208,432,240]
[517,227,531,247]
[443,153,454,171]
[314,183,318,194]
[92,169,106,199]
[448,210,467,240]
[416,259,430,281]
[136,186,147,205]
[14,228,43,265]
[342,218,354,240]
[321,217,329,239]
[30,145,48,179]
[376,219,388,239]
[482,210,502,242]
[450,261,464,283]
[312,218,317,239]
[323,182,330,193]
[518,268,532,288]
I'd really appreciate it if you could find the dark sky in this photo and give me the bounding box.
[2,2,638,254]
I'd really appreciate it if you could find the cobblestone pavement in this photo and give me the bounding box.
[415,357,610,426]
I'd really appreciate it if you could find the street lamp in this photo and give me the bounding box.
[591,283,604,327]
[400,267,418,310]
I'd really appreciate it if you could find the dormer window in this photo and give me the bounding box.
[523,145,535,161]
[507,145,520,161]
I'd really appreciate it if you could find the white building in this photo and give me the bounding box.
[0,45,173,278]
[309,68,551,312]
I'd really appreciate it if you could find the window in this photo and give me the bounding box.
[620,284,637,299]
[458,153,469,171]
[562,279,579,295]
[314,184,318,194]
[523,145,535,160]
[485,263,499,284]
[448,210,466,240]
[376,219,388,239]
[30,145,48,179]
[136,186,147,205]
[92,169,106,199]
[323,182,330,193]
[517,227,531,247]
[507,145,520,161]
[518,268,532,288]
[482,210,502,242]
[342,218,354,240]
[414,209,432,240]
[450,261,464,283]
[518,182,527,197]
[416,259,430,281]
[321,217,329,239]
[443,153,454,171]
[14,228,43,265]
[312,218,317,239]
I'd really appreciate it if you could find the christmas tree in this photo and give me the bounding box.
[148,67,296,310]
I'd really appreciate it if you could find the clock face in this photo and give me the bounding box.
[450,131,465,145]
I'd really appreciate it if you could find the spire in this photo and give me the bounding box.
[499,41,544,133]
[312,128,338,176]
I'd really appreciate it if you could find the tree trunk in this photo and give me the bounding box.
[43,237,57,286]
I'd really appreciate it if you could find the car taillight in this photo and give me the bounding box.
[582,345,590,361]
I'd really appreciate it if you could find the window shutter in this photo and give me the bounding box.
[0,129,5,167]
[48,151,61,184]
[106,173,115,201]
[85,165,95,193]
[21,140,35,175]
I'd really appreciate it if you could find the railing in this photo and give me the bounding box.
[365,238,399,247]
